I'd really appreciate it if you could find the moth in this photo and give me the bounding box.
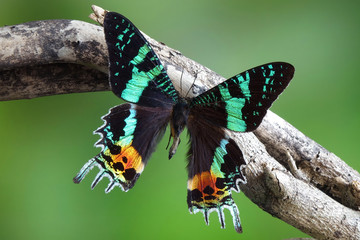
[74,11,294,233]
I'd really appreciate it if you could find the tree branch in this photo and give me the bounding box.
[1,5,359,239]
[0,19,109,100]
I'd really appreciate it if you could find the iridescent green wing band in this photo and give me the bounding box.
[190,62,294,132]
[104,12,178,108]
[73,103,171,192]
[186,115,246,233]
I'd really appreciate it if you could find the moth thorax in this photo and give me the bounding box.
[171,101,189,135]
[168,101,189,159]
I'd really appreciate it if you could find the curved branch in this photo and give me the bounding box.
[0,63,108,99]
[0,19,109,100]
[1,5,359,239]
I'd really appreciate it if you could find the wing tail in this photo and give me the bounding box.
[74,103,171,192]
[186,115,246,233]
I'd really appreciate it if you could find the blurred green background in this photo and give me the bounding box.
[1,0,359,239]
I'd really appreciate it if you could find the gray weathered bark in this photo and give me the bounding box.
[1,5,359,239]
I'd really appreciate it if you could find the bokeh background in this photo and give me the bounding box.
[1,0,359,239]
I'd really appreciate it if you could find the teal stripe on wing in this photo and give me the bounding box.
[189,62,294,132]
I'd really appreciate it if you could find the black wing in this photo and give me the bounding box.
[186,62,294,232]
[190,62,294,132]
[104,11,179,108]
[186,114,246,233]
[74,103,171,192]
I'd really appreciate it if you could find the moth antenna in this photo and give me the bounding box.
[185,74,197,99]
[180,68,184,96]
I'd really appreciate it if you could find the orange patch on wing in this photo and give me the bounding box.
[188,170,230,207]
[188,171,217,191]
[104,143,144,182]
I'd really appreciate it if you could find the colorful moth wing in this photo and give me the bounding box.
[190,62,294,132]
[73,103,171,192]
[74,10,295,234]
[185,63,293,231]
[186,115,246,233]
[104,12,178,108]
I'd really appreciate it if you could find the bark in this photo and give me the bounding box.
[1,5,359,239]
